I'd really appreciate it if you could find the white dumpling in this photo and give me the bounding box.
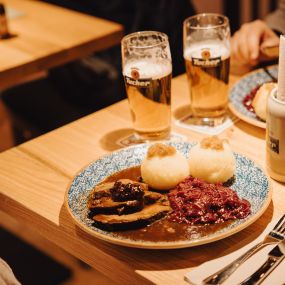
[189,136,235,183]
[141,144,189,190]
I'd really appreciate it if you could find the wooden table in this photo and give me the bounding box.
[0,0,123,89]
[0,74,284,285]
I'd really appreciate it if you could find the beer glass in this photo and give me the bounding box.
[121,31,172,142]
[183,14,230,126]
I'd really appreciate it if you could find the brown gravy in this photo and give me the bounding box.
[101,166,232,242]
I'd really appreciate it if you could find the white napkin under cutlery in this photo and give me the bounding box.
[185,217,285,285]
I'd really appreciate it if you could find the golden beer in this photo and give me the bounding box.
[122,31,172,142]
[183,14,230,125]
[123,61,172,140]
[184,46,230,118]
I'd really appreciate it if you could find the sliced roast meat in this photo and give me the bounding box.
[144,191,162,204]
[91,196,171,231]
[88,197,143,215]
[89,182,114,200]
[88,179,147,200]
[88,179,149,215]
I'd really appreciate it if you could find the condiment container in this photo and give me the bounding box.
[266,88,285,182]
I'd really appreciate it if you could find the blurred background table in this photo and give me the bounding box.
[0,72,284,284]
[0,0,123,90]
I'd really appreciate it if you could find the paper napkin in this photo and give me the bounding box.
[185,217,285,285]
[117,132,187,147]
[175,113,239,135]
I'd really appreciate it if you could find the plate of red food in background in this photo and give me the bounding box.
[229,65,277,128]
[65,139,271,249]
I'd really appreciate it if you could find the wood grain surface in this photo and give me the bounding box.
[0,0,123,89]
[0,74,284,285]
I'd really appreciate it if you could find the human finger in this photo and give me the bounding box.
[232,30,252,64]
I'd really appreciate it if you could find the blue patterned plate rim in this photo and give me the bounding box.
[229,65,278,129]
[65,141,271,249]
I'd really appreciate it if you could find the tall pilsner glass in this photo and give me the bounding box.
[121,31,172,141]
[183,14,231,126]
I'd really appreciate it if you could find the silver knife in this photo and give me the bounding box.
[239,239,285,285]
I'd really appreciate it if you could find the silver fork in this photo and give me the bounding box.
[238,239,285,285]
[203,214,285,285]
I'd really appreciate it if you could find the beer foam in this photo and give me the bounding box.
[184,42,230,60]
[123,60,172,79]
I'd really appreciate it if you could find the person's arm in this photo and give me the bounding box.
[266,0,285,35]
[231,0,285,66]
[231,20,279,66]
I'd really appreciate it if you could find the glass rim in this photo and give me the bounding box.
[183,13,229,30]
[121,31,169,49]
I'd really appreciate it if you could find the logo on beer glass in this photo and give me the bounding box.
[192,48,221,67]
[125,67,151,87]
[131,67,140,80]
[201,48,211,60]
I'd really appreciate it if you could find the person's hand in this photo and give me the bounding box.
[231,20,279,66]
